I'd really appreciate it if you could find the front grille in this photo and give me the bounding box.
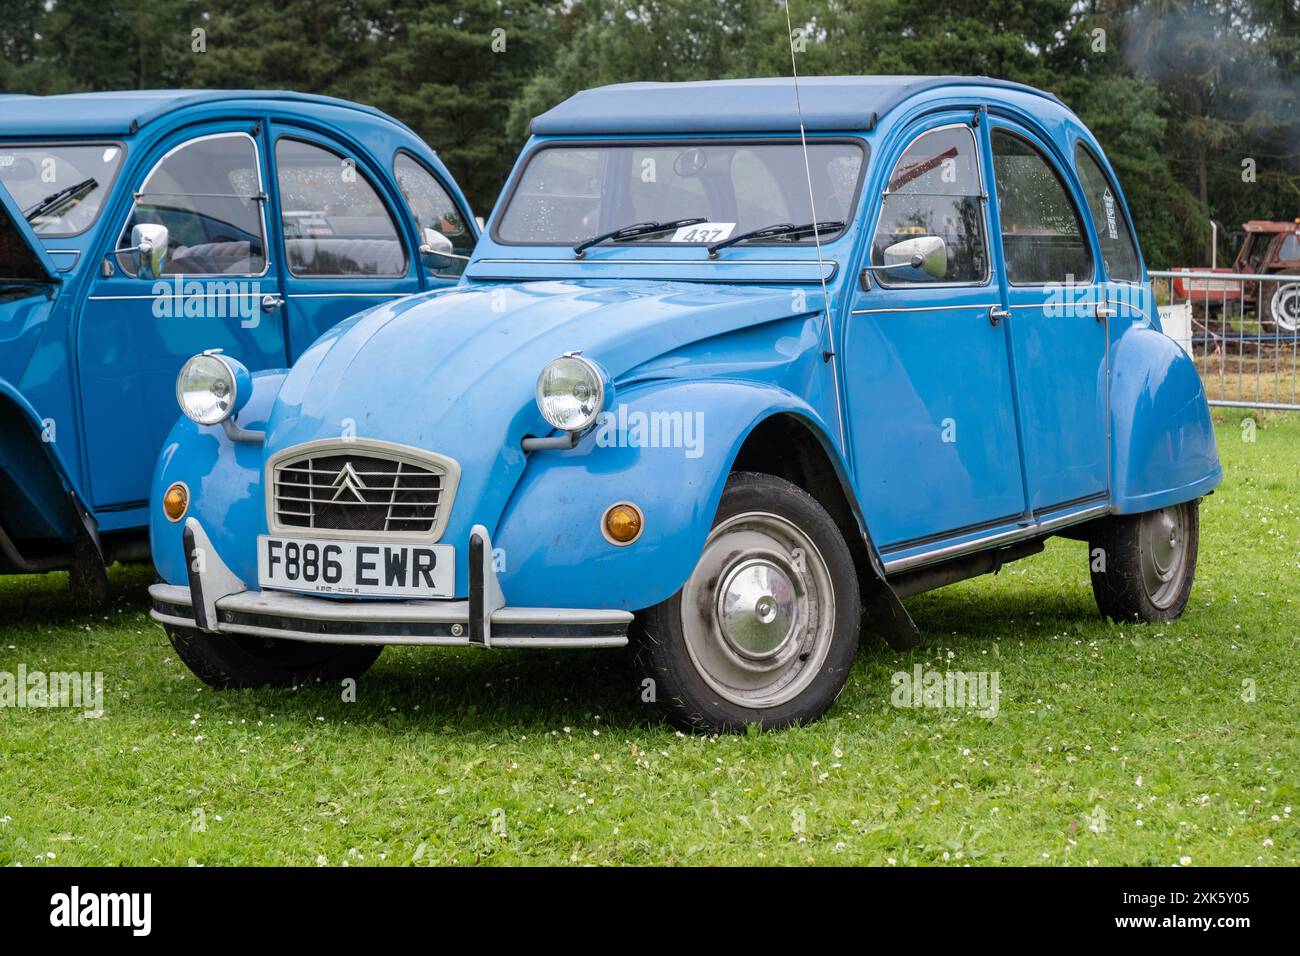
[272,450,449,536]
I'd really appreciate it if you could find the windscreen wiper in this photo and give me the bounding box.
[23,177,97,222]
[706,220,845,259]
[573,217,707,257]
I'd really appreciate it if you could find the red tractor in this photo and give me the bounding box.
[1173,219,1300,333]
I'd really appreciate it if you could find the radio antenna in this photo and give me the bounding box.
[782,0,845,449]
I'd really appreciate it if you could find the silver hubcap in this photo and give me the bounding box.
[1140,505,1188,609]
[717,559,797,659]
[680,511,835,709]
[1271,283,1300,333]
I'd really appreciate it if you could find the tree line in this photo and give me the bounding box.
[2,0,1297,266]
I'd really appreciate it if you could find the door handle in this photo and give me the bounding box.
[989,306,1010,327]
[261,294,285,313]
[1095,302,1116,321]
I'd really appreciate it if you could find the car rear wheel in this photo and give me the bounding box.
[633,472,860,733]
[166,625,382,689]
[1088,500,1200,622]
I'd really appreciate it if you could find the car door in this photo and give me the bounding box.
[266,127,421,359]
[842,117,1027,550]
[987,122,1108,514]
[76,125,287,510]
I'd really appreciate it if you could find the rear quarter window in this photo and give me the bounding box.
[1074,144,1141,282]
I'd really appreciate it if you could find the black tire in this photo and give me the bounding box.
[633,472,860,733]
[1088,500,1200,623]
[69,531,109,610]
[166,625,382,689]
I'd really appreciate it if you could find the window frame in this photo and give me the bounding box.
[489,136,868,250]
[990,127,1095,288]
[869,122,993,290]
[1072,141,1143,285]
[273,134,410,281]
[116,131,270,279]
[392,148,475,279]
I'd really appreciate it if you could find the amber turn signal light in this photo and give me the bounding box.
[163,482,189,523]
[602,502,644,545]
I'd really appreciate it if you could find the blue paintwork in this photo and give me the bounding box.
[151,77,1222,612]
[0,90,477,565]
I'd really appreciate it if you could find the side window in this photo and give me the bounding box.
[118,132,266,277]
[1074,145,1140,282]
[393,152,472,270]
[275,138,406,278]
[1245,235,1271,270]
[1280,231,1300,261]
[871,126,988,284]
[991,131,1091,285]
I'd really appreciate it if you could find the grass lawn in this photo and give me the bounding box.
[1,410,1296,866]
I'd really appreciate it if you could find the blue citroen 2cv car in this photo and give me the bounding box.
[0,90,476,605]
[148,77,1222,732]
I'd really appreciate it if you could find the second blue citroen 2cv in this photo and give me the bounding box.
[147,76,1222,732]
[0,90,476,605]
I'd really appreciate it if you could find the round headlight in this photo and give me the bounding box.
[535,354,608,432]
[176,351,244,425]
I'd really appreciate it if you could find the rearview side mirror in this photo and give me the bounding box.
[110,223,169,280]
[418,226,471,275]
[886,235,948,279]
[419,227,454,256]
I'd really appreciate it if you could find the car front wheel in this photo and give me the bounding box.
[166,625,382,689]
[633,472,861,733]
[1088,500,1200,622]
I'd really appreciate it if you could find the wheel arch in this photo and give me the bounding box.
[0,382,85,569]
[728,411,920,648]
[729,411,878,595]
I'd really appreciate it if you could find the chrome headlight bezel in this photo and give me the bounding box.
[175,350,250,426]
[535,353,610,433]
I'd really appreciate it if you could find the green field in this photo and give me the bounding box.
[1,411,1296,866]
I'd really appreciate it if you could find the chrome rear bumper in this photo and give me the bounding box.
[148,518,631,649]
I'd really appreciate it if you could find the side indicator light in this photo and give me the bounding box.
[602,502,644,545]
[163,482,189,523]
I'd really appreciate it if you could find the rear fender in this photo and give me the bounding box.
[1110,326,1223,513]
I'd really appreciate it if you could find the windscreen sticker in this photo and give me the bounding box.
[671,222,735,243]
[1102,188,1119,240]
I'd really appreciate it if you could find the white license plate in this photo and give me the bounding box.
[257,536,454,598]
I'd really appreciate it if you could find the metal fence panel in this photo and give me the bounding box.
[1150,270,1300,410]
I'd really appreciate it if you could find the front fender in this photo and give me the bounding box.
[493,379,845,611]
[1110,326,1222,514]
[150,371,285,585]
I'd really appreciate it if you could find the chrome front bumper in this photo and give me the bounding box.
[148,518,631,649]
